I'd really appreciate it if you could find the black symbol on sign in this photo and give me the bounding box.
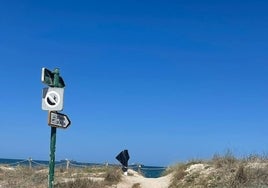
[47,94,57,106]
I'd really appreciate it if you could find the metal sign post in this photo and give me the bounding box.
[49,68,60,188]
[41,68,71,188]
[49,126,57,188]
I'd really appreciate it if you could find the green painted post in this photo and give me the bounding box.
[48,68,60,188]
[48,127,57,188]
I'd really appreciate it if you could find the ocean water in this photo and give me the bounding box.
[130,165,166,178]
[0,158,166,178]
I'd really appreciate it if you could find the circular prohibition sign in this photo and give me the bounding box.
[45,90,61,108]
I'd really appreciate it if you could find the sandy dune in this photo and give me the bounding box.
[116,169,172,188]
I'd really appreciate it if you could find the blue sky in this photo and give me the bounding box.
[0,0,268,166]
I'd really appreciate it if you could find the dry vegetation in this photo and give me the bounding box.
[2,153,268,188]
[168,152,268,188]
[0,165,122,188]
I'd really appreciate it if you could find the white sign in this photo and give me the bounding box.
[42,87,64,111]
[48,111,71,129]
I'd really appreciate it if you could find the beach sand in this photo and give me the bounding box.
[116,169,172,188]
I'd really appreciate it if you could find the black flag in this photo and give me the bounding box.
[116,150,130,172]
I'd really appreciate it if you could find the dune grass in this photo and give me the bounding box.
[0,165,122,188]
[168,152,268,188]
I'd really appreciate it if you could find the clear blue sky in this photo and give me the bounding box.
[0,0,268,166]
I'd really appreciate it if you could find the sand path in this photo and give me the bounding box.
[116,170,172,188]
